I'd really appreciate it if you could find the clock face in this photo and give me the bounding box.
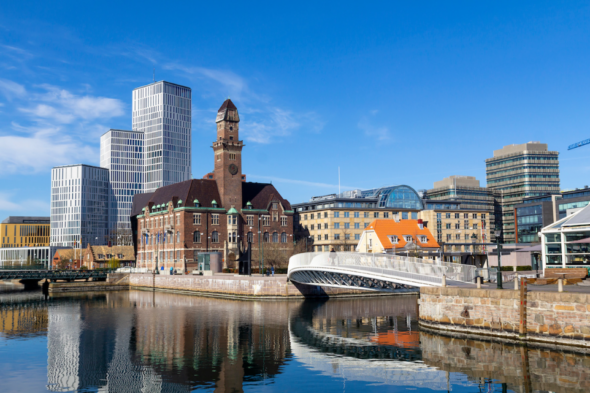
[228,164,238,175]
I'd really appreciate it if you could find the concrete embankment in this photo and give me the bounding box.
[48,273,130,293]
[419,286,590,352]
[128,273,418,300]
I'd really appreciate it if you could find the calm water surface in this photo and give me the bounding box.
[0,284,588,393]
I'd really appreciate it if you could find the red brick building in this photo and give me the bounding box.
[131,99,294,271]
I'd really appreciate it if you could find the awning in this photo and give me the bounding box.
[569,237,590,244]
[514,244,542,252]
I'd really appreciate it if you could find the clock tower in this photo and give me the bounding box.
[213,99,244,210]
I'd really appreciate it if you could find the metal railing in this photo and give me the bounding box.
[288,252,477,284]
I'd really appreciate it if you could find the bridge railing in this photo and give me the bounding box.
[288,252,477,284]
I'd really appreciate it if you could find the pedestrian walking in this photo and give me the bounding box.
[271,266,275,277]
[329,248,337,265]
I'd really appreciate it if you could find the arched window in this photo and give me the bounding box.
[247,232,253,243]
[281,232,287,243]
[176,231,180,243]
[272,232,278,243]
[212,231,219,243]
[263,232,269,243]
[193,231,200,243]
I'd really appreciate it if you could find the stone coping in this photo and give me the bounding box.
[421,286,590,303]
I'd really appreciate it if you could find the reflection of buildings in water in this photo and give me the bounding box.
[420,331,590,393]
[127,291,296,393]
[0,294,48,337]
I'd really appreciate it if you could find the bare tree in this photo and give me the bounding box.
[339,227,354,251]
[263,242,293,269]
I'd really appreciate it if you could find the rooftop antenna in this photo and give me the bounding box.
[338,167,341,195]
[153,68,155,83]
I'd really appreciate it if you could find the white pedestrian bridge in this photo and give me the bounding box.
[288,252,477,290]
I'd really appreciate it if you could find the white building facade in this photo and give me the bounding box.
[132,81,192,193]
[100,129,144,233]
[50,164,109,248]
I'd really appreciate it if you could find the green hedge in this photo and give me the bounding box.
[499,266,532,271]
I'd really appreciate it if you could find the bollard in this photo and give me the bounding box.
[514,276,519,291]
[558,278,563,293]
[442,274,447,287]
[477,277,481,289]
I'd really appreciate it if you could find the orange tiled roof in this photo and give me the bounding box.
[365,219,440,249]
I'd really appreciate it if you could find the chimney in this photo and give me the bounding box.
[417,219,424,230]
[394,213,400,223]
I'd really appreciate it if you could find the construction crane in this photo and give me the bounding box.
[568,138,590,150]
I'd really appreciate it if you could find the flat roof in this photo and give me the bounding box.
[101,128,143,137]
[133,80,191,91]
[52,163,107,170]
[2,216,50,224]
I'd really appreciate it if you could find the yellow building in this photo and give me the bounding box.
[293,186,424,252]
[1,217,50,248]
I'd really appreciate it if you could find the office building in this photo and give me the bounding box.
[100,129,144,238]
[486,142,560,243]
[131,99,294,271]
[423,175,496,241]
[1,216,50,248]
[293,185,424,252]
[132,81,192,193]
[50,164,109,248]
[541,203,590,268]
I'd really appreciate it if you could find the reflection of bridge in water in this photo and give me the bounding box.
[288,252,477,291]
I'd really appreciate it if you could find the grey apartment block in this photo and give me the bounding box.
[132,81,192,193]
[100,129,144,231]
[486,141,560,243]
[50,164,109,248]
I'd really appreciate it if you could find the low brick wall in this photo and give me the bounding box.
[419,287,590,350]
[129,274,417,299]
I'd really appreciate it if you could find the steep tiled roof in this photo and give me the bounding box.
[89,245,135,261]
[242,182,292,211]
[218,98,237,112]
[366,219,440,249]
[54,249,81,260]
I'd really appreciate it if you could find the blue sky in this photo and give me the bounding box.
[1,1,590,216]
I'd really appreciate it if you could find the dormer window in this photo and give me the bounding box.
[388,236,398,244]
[177,200,182,206]
[212,200,218,208]
[246,201,252,209]
[117,254,123,259]
[194,199,200,208]
[418,236,428,243]
[403,235,412,242]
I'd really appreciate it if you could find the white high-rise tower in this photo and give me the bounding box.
[132,81,192,193]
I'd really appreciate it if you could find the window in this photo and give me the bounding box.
[446,234,451,241]
[446,213,451,219]
[194,232,201,243]
[455,223,460,229]
[264,232,270,242]
[310,213,315,219]
[354,223,360,229]
[419,236,428,243]
[345,234,350,240]
[281,232,287,243]
[247,215,254,226]
[354,212,359,218]
[98,254,104,259]
[247,232,253,242]
[473,223,478,229]
[344,212,350,218]
[281,216,287,226]
[323,223,327,229]
[364,212,369,218]
[464,221,469,230]
[272,232,278,243]
[304,214,307,220]
[455,234,460,240]
[311,224,315,230]
[212,214,219,225]
[272,212,278,222]
[455,213,460,219]
[465,234,469,240]
[446,223,451,229]
[176,215,180,225]
[344,223,350,229]
[193,214,201,225]
[176,231,180,243]
[334,223,340,229]
[334,212,340,218]
[389,235,398,244]
[317,235,321,241]
[364,223,369,228]
[402,212,408,219]
[383,212,389,218]
[324,245,330,251]
[212,231,219,243]
[334,234,340,240]
[436,213,441,220]
[464,214,469,219]
[482,214,486,219]
[229,153,236,160]
[374,212,379,218]
[403,235,412,242]
[272,202,278,210]
[228,216,232,225]
[355,234,360,240]
[263,216,270,226]
[411,212,417,219]
[232,231,237,243]
[324,234,328,240]
[472,214,477,219]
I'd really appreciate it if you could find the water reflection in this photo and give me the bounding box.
[0,288,589,392]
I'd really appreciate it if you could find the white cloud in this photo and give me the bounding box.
[0,78,26,100]
[164,63,247,100]
[358,112,392,141]
[0,191,49,214]
[0,127,97,174]
[18,85,125,124]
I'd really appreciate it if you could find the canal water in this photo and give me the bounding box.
[0,285,588,393]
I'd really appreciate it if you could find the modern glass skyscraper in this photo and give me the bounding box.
[50,164,109,248]
[100,129,144,235]
[486,142,560,243]
[132,81,192,193]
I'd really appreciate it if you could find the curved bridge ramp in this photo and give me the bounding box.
[288,252,476,290]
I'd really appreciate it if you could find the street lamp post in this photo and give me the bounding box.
[495,228,503,289]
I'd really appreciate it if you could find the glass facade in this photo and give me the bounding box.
[516,204,543,243]
[133,81,192,193]
[558,200,590,219]
[50,165,109,248]
[362,185,424,210]
[100,129,144,232]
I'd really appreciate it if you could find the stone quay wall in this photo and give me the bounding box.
[129,274,418,299]
[419,287,590,351]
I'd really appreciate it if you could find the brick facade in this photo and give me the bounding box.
[132,100,294,271]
